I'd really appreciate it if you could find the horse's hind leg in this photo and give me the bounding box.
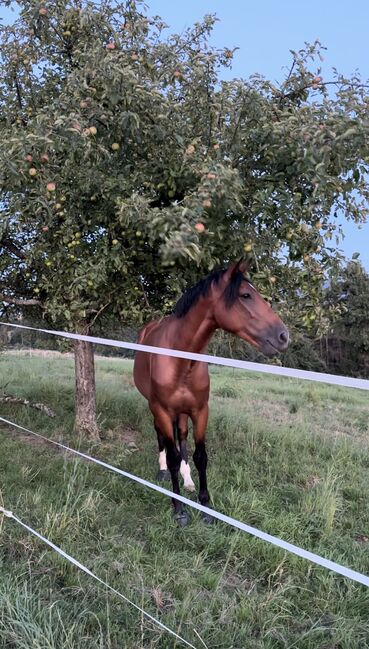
[155,426,171,481]
[177,415,195,492]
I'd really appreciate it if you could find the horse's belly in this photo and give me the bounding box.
[133,351,151,400]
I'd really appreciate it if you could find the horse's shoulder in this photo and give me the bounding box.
[137,319,161,344]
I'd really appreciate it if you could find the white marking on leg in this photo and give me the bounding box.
[180,460,195,492]
[159,450,167,471]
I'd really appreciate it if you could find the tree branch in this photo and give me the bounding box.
[0,294,41,306]
[279,80,369,104]
[88,300,112,329]
[0,394,56,418]
[1,238,27,260]
[13,75,23,110]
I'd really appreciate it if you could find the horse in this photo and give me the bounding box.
[133,260,289,526]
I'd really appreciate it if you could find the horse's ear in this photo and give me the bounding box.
[226,258,251,279]
[237,258,252,276]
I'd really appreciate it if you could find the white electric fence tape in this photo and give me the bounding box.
[0,505,197,649]
[1,416,369,588]
[1,321,369,390]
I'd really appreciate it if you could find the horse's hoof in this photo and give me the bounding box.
[184,482,196,493]
[174,511,190,527]
[201,510,215,525]
[156,469,171,481]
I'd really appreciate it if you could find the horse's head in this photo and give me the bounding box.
[213,261,289,356]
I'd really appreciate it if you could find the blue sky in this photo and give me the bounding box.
[1,1,368,267]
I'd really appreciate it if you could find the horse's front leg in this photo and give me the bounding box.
[177,414,196,492]
[152,407,190,527]
[155,426,171,482]
[192,405,214,524]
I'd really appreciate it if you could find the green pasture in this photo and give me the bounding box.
[0,351,369,648]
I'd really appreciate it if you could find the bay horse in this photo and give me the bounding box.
[133,260,289,526]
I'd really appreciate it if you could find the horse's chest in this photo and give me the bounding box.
[152,365,209,412]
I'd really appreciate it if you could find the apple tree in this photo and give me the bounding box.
[1,0,368,437]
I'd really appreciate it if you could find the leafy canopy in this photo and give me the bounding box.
[1,0,368,331]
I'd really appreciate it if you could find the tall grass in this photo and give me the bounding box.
[1,352,369,647]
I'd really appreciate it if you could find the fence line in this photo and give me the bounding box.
[1,415,369,588]
[0,505,197,649]
[1,321,369,391]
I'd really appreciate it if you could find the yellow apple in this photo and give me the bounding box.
[185,144,195,155]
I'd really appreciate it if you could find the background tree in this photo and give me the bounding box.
[1,0,368,436]
[320,261,369,376]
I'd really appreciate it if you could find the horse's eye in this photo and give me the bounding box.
[241,293,251,300]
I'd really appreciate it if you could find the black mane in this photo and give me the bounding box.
[174,268,245,318]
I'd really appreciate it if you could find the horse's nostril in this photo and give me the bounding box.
[279,329,289,345]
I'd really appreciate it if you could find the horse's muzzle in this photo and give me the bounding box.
[261,327,289,356]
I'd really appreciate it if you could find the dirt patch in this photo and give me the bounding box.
[305,474,322,489]
[102,425,140,445]
[250,400,291,426]
[2,424,63,450]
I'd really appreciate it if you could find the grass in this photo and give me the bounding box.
[1,351,369,648]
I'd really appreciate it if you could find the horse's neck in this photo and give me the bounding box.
[171,303,217,353]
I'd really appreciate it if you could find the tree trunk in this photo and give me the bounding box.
[74,329,100,440]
